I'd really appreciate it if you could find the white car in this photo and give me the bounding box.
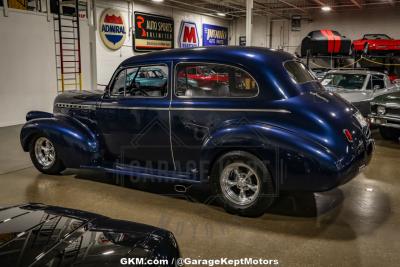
[321,69,400,116]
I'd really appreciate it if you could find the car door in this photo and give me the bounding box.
[97,63,173,171]
[170,62,260,179]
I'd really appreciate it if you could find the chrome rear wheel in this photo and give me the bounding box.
[220,162,261,206]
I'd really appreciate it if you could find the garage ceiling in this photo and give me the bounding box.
[136,0,400,19]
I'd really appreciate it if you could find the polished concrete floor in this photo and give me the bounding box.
[1,125,399,266]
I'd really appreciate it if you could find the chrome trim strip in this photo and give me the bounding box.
[55,103,96,110]
[98,105,291,113]
[371,102,400,109]
[369,114,400,123]
[170,107,291,113]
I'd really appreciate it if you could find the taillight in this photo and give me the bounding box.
[343,129,353,142]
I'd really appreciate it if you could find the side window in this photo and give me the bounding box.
[368,75,385,90]
[284,61,315,84]
[175,63,258,98]
[110,65,168,97]
[110,69,126,96]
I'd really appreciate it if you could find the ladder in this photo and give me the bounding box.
[53,0,82,92]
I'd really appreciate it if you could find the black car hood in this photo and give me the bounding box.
[0,204,179,266]
[55,90,104,105]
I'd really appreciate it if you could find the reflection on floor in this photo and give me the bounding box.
[0,125,399,266]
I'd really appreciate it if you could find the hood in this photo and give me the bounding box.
[0,204,179,267]
[336,90,374,103]
[373,90,400,104]
[54,90,104,106]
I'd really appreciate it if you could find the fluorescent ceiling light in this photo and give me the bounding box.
[152,0,164,3]
[217,12,226,17]
[321,6,332,12]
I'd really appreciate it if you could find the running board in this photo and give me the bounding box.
[81,164,201,184]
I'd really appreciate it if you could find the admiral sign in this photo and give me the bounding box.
[99,9,127,50]
[202,24,228,46]
[179,21,199,48]
[134,12,174,52]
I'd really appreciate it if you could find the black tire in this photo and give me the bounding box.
[29,135,65,175]
[210,151,276,217]
[379,127,400,140]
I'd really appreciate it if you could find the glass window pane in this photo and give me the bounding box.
[125,65,168,97]
[284,61,315,84]
[175,63,258,98]
[110,69,126,96]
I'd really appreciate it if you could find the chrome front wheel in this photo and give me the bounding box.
[29,135,65,175]
[34,137,56,168]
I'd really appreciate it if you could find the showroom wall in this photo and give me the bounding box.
[267,8,400,55]
[95,0,229,86]
[0,8,92,127]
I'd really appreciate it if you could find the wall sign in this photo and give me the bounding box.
[99,9,127,50]
[202,24,228,46]
[178,21,199,48]
[134,12,174,52]
[239,36,246,46]
[291,15,301,31]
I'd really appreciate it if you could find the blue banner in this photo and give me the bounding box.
[202,24,228,46]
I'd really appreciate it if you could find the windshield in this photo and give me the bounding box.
[363,34,391,40]
[321,73,367,90]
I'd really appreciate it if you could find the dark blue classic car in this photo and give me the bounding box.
[21,47,374,216]
[0,203,180,266]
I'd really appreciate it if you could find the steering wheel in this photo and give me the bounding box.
[129,87,149,96]
[126,82,149,96]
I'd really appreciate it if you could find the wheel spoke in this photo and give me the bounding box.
[247,184,258,192]
[244,169,254,180]
[239,188,247,199]
[225,179,237,187]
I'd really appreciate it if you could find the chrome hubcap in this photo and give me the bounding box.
[220,163,261,206]
[34,137,55,168]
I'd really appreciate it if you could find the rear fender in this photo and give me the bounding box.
[20,112,100,168]
[200,123,338,181]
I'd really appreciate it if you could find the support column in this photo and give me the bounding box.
[245,0,253,46]
[3,0,9,17]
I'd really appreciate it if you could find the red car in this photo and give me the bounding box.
[178,66,228,87]
[352,34,400,56]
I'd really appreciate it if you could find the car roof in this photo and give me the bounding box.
[120,46,295,69]
[326,69,386,76]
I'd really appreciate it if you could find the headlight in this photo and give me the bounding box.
[377,106,386,115]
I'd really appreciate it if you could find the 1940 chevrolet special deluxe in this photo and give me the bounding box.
[20,47,374,216]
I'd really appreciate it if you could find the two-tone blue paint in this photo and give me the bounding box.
[20,47,374,192]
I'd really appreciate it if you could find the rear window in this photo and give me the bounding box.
[284,61,316,84]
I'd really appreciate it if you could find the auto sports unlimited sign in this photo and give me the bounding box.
[134,12,174,52]
[178,21,199,48]
[99,9,127,50]
[202,24,228,46]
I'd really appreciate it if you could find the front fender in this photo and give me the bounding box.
[20,112,100,168]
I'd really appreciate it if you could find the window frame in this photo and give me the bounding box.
[173,62,260,99]
[107,63,170,99]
